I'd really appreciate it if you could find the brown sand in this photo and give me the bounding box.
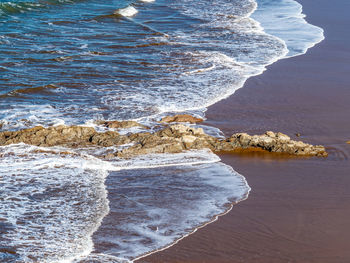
[138,0,350,262]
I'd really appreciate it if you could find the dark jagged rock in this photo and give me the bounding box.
[0,123,328,158]
[160,114,203,124]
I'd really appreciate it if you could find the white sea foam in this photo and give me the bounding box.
[80,43,88,49]
[76,161,250,262]
[0,144,249,262]
[91,0,289,121]
[0,144,110,262]
[0,0,324,129]
[73,253,127,263]
[115,6,138,17]
[252,0,324,57]
[0,104,68,131]
[182,64,216,75]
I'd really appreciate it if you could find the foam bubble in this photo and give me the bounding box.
[115,6,138,17]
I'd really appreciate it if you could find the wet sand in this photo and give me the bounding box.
[139,0,350,262]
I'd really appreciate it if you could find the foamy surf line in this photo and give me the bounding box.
[131,171,251,262]
[0,144,110,263]
[155,0,323,116]
[252,0,324,58]
[0,144,250,262]
[74,171,250,263]
[0,0,323,131]
[117,0,323,118]
[75,159,251,262]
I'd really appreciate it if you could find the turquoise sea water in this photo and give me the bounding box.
[0,0,323,262]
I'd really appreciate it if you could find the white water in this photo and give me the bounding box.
[0,0,324,131]
[0,144,110,263]
[252,0,324,57]
[115,6,138,17]
[0,145,249,262]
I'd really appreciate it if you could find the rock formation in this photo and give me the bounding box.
[95,120,146,129]
[0,123,328,158]
[160,114,203,124]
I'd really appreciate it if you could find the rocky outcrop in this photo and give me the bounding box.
[118,125,208,157]
[0,125,99,147]
[0,124,328,158]
[96,120,146,129]
[221,131,327,156]
[160,114,203,124]
[117,125,327,158]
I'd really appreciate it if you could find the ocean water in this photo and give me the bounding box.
[0,0,323,262]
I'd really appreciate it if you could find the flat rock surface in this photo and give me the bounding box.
[160,114,203,124]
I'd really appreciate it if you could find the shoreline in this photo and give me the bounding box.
[1,0,348,261]
[132,191,250,263]
[139,0,350,262]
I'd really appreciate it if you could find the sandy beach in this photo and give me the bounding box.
[139,0,350,262]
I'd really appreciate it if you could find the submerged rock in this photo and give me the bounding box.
[0,123,327,158]
[160,114,203,124]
